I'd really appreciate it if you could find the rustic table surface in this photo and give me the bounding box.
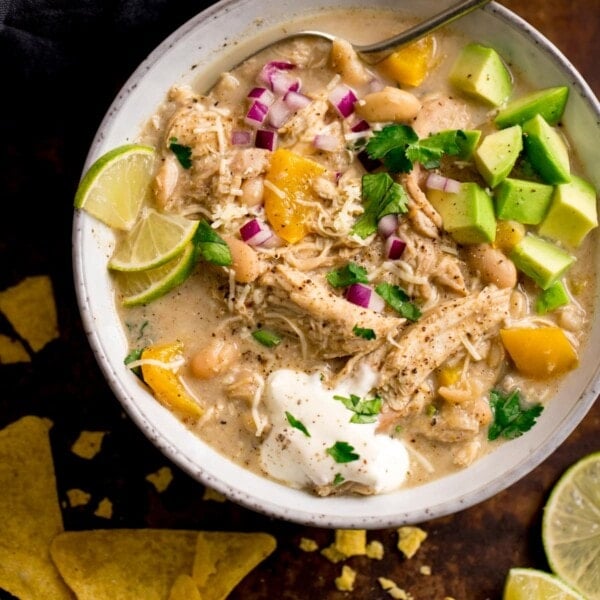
[1,1,598,598]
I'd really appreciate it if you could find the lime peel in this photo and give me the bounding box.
[503,567,586,600]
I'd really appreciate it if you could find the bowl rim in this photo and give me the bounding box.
[72,0,600,528]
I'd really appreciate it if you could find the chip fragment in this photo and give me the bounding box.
[0,333,31,363]
[168,573,203,600]
[146,466,174,492]
[70,430,107,459]
[335,565,357,591]
[397,526,427,559]
[66,488,92,508]
[93,497,113,519]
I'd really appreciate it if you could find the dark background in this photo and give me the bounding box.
[1,1,599,598]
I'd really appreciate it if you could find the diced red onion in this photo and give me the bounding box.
[426,173,461,194]
[258,60,295,85]
[385,235,407,260]
[328,84,358,118]
[245,100,270,127]
[377,214,398,238]
[284,90,311,110]
[239,218,274,247]
[255,129,277,151]
[231,130,253,146]
[247,86,275,105]
[350,118,370,133]
[268,98,293,128]
[313,133,339,152]
[270,70,301,95]
[345,283,385,312]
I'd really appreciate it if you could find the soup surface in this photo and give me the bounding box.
[113,9,597,496]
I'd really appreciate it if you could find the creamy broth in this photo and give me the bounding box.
[117,9,597,495]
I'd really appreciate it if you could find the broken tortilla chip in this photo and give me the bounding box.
[0,333,31,363]
[0,415,72,599]
[70,430,106,459]
[65,488,92,508]
[0,275,59,352]
[146,465,174,492]
[50,529,198,600]
[168,573,203,600]
[93,497,113,519]
[192,531,277,600]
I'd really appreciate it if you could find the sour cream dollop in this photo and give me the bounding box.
[260,365,409,494]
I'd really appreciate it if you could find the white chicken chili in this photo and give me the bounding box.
[113,9,597,496]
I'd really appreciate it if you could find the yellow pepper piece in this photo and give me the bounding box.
[378,36,435,87]
[263,148,326,243]
[500,327,578,379]
[437,366,461,387]
[494,220,526,253]
[141,342,203,419]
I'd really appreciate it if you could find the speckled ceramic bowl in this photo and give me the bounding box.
[73,0,600,528]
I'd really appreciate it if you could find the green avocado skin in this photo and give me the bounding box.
[495,86,569,128]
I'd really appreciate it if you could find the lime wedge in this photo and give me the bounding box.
[74,144,156,230]
[503,567,586,600]
[113,242,196,307]
[108,208,199,272]
[542,451,600,600]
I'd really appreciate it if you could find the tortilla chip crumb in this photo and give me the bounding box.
[71,430,106,459]
[334,529,367,557]
[335,565,357,592]
[420,565,432,575]
[397,526,427,559]
[299,537,319,552]
[378,577,414,599]
[202,486,227,502]
[66,488,92,508]
[321,544,347,563]
[365,539,384,560]
[0,334,31,364]
[0,275,59,352]
[146,466,173,492]
[94,497,113,519]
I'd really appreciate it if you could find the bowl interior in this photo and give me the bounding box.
[73,0,600,528]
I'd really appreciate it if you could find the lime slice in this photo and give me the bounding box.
[542,451,600,600]
[113,242,196,307]
[74,144,156,230]
[108,208,199,272]
[503,567,586,600]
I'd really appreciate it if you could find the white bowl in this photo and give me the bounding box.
[73,0,600,528]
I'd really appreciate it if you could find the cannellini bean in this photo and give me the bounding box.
[240,176,264,207]
[330,38,371,86]
[464,244,517,289]
[509,289,528,319]
[154,156,179,209]
[355,87,421,123]
[224,236,264,283]
[189,339,240,379]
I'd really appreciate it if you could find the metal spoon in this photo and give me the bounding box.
[248,0,492,64]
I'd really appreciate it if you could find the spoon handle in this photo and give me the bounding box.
[356,0,492,54]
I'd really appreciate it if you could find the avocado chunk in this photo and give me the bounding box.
[494,177,554,224]
[449,43,512,107]
[538,176,598,247]
[495,86,569,128]
[474,125,523,188]
[510,234,575,289]
[428,182,496,244]
[535,280,570,314]
[522,114,570,184]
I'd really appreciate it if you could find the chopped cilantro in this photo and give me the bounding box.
[192,220,232,266]
[326,441,360,463]
[327,262,369,287]
[333,473,345,486]
[252,328,282,348]
[365,125,467,173]
[488,388,544,441]
[169,137,193,169]
[353,325,376,340]
[351,172,409,239]
[374,282,421,321]
[124,348,144,379]
[286,411,310,437]
[334,393,382,424]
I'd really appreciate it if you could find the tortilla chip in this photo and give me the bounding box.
[66,488,92,508]
[93,497,113,519]
[146,465,174,492]
[192,531,277,600]
[70,430,106,459]
[0,275,59,352]
[334,529,367,557]
[397,526,427,559]
[0,333,31,363]
[0,415,72,599]
[168,573,203,600]
[202,486,227,503]
[50,529,198,600]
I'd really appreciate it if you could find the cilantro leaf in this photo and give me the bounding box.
[192,220,232,266]
[327,262,369,288]
[169,137,193,169]
[334,393,383,424]
[365,125,467,173]
[333,473,345,486]
[352,325,376,340]
[351,172,409,239]
[374,282,421,321]
[488,389,544,441]
[286,412,311,437]
[326,441,360,463]
[124,348,144,379]
[252,329,282,348]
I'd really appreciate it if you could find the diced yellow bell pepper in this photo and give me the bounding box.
[499,327,578,379]
[377,36,435,87]
[141,341,203,419]
[437,366,461,387]
[263,148,326,243]
[494,220,526,253]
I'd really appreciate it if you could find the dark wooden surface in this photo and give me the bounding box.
[1,1,599,598]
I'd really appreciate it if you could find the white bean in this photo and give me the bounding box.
[240,176,264,207]
[189,339,240,379]
[464,244,517,289]
[224,236,263,283]
[330,38,371,86]
[355,87,421,123]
